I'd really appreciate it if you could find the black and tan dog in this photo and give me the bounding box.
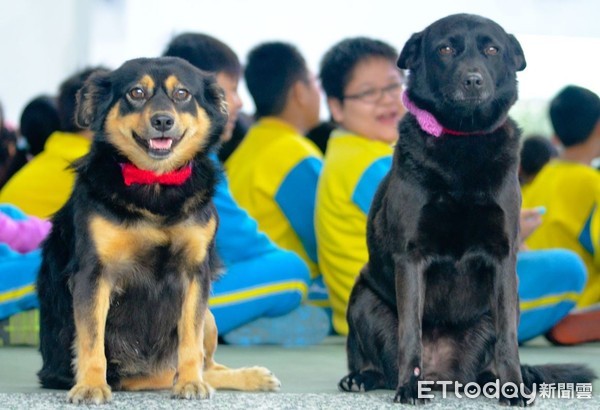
[37,57,280,404]
[339,14,595,405]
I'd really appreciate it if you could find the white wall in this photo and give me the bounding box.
[0,0,92,125]
[1,0,600,134]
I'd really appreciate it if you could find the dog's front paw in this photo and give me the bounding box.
[68,383,112,405]
[172,380,214,400]
[499,385,533,407]
[393,376,430,405]
[339,370,384,392]
[339,373,362,392]
[240,366,281,391]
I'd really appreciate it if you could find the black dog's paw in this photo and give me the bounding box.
[393,376,430,405]
[338,373,365,392]
[499,385,533,407]
[338,370,384,392]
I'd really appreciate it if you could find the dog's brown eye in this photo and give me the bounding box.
[129,88,145,100]
[173,89,190,102]
[439,46,454,56]
[485,46,499,56]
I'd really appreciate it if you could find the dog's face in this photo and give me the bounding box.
[398,14,526,132]
[76,57,227,173]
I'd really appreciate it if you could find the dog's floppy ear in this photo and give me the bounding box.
[398,32,423,70]
[201,75,228,144]
[75,70,113,131]
[508,34,526,72]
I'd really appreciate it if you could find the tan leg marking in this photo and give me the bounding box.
[203,366,281,392]
[172,279,213,399]
[202,310,281,392]
[169,217,217,265]
[68,278,113,404]
[203,310,225,371]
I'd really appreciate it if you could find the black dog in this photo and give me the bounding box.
[37,57,280,404]
[339,14,595,405]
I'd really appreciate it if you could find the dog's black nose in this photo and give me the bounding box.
[463,73,484,90]
[151,114,174,132]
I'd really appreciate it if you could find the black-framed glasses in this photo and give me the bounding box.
[343,82,403,104]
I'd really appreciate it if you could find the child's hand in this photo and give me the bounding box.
[520,207,546,245]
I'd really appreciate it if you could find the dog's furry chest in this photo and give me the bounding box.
[88,214,216,280]
[415,193,510,258]
[395,126,519,258]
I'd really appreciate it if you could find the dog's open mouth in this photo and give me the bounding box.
[133,132,184,158]
[149,137,173,150]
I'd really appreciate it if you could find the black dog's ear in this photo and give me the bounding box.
[202,76,228,144]
[508,34,527,72]
[75,71,112,130]
[398,32,423,70]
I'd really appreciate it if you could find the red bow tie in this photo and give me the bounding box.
[120,163,193,186]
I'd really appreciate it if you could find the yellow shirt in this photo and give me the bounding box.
[225,117,323,278]
[315,130,394,334]
[522,159,600,307]
[0,131,91,218]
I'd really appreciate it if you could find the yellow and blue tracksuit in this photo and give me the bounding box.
[0,131,91,218]
[522,159,600,308]
[315,130,393,335]
[225,117,328,305]
[315,130,586,342]
[209,154,311,333]
[516,249,586,342]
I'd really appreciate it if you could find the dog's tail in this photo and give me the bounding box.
[521,364,596,389]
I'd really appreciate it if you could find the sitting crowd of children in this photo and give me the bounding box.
[0,32,598,347]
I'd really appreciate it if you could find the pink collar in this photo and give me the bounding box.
[401,91,494,138]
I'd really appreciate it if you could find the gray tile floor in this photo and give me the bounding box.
[0,337,598,409]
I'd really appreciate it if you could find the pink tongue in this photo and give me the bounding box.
[149,138,173,150]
